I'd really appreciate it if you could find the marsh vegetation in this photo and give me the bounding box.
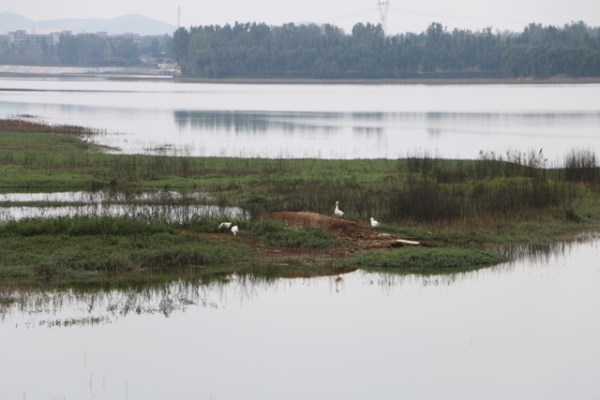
[1,118,599,285]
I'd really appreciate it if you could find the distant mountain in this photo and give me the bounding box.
[0,12,35,31]
[0,12,176,35]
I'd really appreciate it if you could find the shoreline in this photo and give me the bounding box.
[174,76,600,85]
[1,69,600,85]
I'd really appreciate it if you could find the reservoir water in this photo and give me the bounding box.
[1,77,600,398]
[1,238,599,399]
[1,77,599,160]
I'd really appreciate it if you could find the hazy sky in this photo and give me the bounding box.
[3,0,600,34]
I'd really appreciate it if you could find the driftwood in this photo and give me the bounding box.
[391,239,421,247]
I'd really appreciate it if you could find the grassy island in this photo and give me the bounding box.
[1,119,599,287]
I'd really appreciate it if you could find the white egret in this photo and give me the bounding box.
[218,222,232,230]
[334,201,344,218]
[370,217,380,228]
[231,225,239,236]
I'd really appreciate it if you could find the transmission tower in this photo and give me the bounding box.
[377,0,390,33]
[177,6,181,28]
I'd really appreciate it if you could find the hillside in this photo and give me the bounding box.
[0,12,175,35]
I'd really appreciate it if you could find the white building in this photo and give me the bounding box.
[7,30,71,46]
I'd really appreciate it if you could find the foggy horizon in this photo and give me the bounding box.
[2,0,600,35]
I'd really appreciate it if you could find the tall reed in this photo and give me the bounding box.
[565,149,599,185]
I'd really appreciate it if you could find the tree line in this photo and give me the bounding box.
[1,21,599,78]
[0,34,174,66]
[173,21,600,79]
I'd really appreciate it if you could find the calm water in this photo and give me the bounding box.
[1,77,600,160]
[1,239,599,399]
[2,77,600,398]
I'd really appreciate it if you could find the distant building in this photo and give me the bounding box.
[6,30,146,47]
[7,30,71,46]
[116,32,143,45]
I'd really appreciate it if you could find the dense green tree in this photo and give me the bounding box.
[109,37,140,65]
[3,21,600,77]
[173,27,190,59]
[171,21,600,79]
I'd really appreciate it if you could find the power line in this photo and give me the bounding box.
[377,0,390,33]
[387,6,539,28]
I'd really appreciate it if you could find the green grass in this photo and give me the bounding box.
[350,247,507,274]
[0,216,344,285]
[2,126,600,286]
[1,235,256,281]
[0,216,171,236]
[0,217,257,283]
[250,219,341,249]
[1,132,592,226]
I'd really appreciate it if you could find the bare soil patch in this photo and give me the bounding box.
[271,211,408,253]
[191,211,420,269]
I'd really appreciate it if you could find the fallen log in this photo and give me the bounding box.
[392,239,421,247]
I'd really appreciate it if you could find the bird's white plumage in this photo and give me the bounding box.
[231,225,239,236]
[370,217,380,228]
[334,201,344,218]
[218,222,232,229]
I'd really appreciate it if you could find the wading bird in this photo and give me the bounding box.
[218,222,232,230]
[231,225,239,236]
[370,217,380,228]
[334,201,344,218]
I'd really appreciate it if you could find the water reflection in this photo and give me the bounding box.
[173,109,600,136]
[4,103,600,158]
[0,191,244,222]
[352,126,384,135]
[1,239,599,399]
[2,236,598,328]
[493,233,599,265]
[0,203,244,222]
[0,274,355,326]
[174,110,340,134]
[358,235,600,291]
[0,191,210,203]
[1,274,323,327]
[0,279,227,327]
[3,79,600,159]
